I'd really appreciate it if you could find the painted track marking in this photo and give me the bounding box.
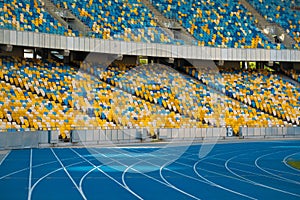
[71,148,143,200]
[0,151,10,166]
[28,149,33,200]
[51,148,87,200]
[283,152,300,172]
[225,152,300,198]
[255,151,300,185]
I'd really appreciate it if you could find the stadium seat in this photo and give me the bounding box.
[281,66,300,83]
[80,61,292,134]
[151,0,283,49]
[247,0,300,49]
[1,54,298,136]
[51,0,182,44]
[0,55,202,137]
[0,0,76,36]
[179,64,298,128]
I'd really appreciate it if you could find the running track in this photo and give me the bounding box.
[0,140,300,199]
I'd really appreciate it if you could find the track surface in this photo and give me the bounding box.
[0,140,300,200]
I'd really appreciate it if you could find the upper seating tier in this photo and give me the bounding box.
[0,0,77,36]
[247,0,300,49]
[51,0,182,44]
[151,0,283,49]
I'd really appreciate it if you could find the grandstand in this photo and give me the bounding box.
[1,0,300,199]
[151,0,284,48]
[50,0,184,44]
[247,0,300,49]
[0,0,77,36]
[0,0,299,140]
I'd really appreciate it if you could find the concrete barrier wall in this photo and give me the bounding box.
[111,130,118,141]
[86,130,96,142]
[99,130,106,141]
[50,130,59,143]
[71,129,144,145]
[286,127,300,136]
[158,127,227,140]
[72,130,100,145]
[240,127,300,138]
[38,131,49,144]
[71,130,82,143]
[254,127,262,136]
[0,127,299,149]
[0,131,45,149]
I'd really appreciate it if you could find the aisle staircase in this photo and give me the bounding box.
[140,0,197,45]
[241,0,295,49]
[43,0,91,36]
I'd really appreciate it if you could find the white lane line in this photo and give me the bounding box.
[261,167,300,177]
[70,148,143,200]
[255,151,300,185]
[90,147,199,199]
[188,145,298,183]
[203,160,299,183]
[112,146,255,200]
[79,159,119,195]
[120,160,165,200]
[209,155,300,178]
[193,162,263,184]
[129,145,259,199]
[200,150,300,183]
[159,160,201,200]
[118,156,175,190]
[79,167,97,193]
[51,148,87,200]
[225,154,300,198]
[193,159,257,200]
[177,149,300,186]
[117,150,201,200]
[0,156,85,180]
[283,152,300,172]
[150,146,258,199]
[79,166,98,194]
[122,147,209,184]
[189,148,274,200]
[30,160,86,199]
[28,149,33,200]
[0,151,10,165]
[102,146,203,199]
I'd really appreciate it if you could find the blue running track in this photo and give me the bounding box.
[0,140,300,200]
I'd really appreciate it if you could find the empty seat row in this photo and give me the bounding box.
[80,61,288,135]
[51,0,181,44]
[0,56,200,136]
[180,64,300,127]
[247,0,300,49]
[0,0,77,36]
[151,0,283,49]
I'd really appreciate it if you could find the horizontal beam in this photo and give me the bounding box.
[1,29,300,62]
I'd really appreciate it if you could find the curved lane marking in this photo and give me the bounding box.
[51,148,87,200]
[225,152,300,198]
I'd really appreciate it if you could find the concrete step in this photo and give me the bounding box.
[43,0,68,28]
[43,0,91,35]
[140,0,196,44]
[241,0,295,49]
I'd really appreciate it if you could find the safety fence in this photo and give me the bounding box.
[0,126,299,149]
